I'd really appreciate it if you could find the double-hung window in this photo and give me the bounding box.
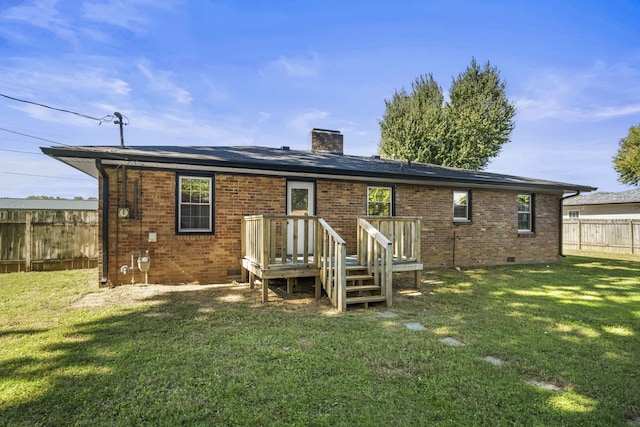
[177,175,213,233]
[453,190,471,222]
[517,193,534,233]
[367,186,392,216]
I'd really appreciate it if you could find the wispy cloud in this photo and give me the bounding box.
[258,111,271,123]
[0,58,132,127]
[137,61,192,105]
[515,61,640,122]
[267,54,321,78]
[0,58,132,105]
[287,109,330,133]
[122,110,255,146]
[2,0,76,41]
[81,0,172,32]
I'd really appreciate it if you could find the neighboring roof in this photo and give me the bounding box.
[41,145,597,194]
[564,187,640,206]
[0,198,98,210]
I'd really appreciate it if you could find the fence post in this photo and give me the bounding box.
[25,211,32,272]
[577,219,582,251]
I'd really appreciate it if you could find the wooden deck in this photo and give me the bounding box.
[241,215,423,312]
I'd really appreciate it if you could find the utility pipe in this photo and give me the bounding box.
[96,159,109,285]
[559,191,581,257]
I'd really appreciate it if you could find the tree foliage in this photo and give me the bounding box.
[378,58,516,170]
[613,124,640,186]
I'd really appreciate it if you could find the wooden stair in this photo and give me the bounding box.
[345,265,385,308]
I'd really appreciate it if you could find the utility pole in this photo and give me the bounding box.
[114,112,125,148]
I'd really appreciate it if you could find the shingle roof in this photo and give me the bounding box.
[0,198,98,210]
[41,145,597,193]
[563,187,640,206]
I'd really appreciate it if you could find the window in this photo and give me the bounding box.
[367,186,392,216]
[177,175,213,233]
[517,193,534,233]
[568,210,580,218]
[453,190,471,222]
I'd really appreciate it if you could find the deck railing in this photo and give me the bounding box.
[242,215,422,310]
[360,216,422,263]
[241,215,317,269]
[356,217,393,307]
[317,218,347,311]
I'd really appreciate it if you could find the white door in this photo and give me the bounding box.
[287,181,315,256]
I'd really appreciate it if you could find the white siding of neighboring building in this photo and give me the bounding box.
[563,203,640,219]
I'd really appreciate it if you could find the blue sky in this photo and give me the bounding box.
[1,0,639,199]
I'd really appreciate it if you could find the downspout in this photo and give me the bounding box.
[559,191,581,257]
[96,159,109,285]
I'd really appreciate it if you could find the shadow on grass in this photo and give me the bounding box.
[0,255,638,425]
[0,328,48,339]
[411,254,640,424]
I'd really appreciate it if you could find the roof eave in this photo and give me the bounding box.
[41,146,596,194]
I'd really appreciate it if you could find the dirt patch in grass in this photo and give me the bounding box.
[71,272,426,313]
[71,278,332,313]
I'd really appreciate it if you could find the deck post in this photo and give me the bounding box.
[249,272,255,289]
[315,276,321,299]
[414,270,421,289]
[262,278,269,303]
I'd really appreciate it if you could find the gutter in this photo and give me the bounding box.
[559,191,582,257]
[96,159,109,285]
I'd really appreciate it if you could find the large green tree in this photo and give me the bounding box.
[378,59,516,170]
[613,124,640,185]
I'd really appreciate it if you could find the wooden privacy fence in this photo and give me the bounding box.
[563,219,640,254]
[0,209,99,273]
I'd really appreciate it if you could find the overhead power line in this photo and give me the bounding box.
[0,92,123,124]
[0,147,41,155]
[4,172,94,181]
[0,126,69,146]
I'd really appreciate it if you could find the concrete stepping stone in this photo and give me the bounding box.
[404,322,426,330]
[627,416,640,426]
[483,355,505,365]
[379,311,398,318]
[440,337,466,346]
[526,379,563,392]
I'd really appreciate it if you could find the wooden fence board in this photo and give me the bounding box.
[563,219,640,254]
[0,209,98,272]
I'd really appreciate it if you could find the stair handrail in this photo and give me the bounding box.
[357,217,393,307]
[317,218,347,312]
[360,216,422,262]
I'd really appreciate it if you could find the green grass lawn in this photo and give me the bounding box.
[1,253,639,426]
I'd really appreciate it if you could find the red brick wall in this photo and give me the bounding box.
[100,167,285,286]
[393,186,562,267]
[316,180,367,253]
[100,167,562,285]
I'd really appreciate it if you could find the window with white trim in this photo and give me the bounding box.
[177,175,213,233]
[453,190,471,222]
[517,193,534,232]
[367,186,392,216]
[568,210,579,218]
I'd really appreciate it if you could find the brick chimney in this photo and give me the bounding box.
[311,128,343,154]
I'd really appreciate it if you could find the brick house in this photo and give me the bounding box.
[42,129,595,310]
